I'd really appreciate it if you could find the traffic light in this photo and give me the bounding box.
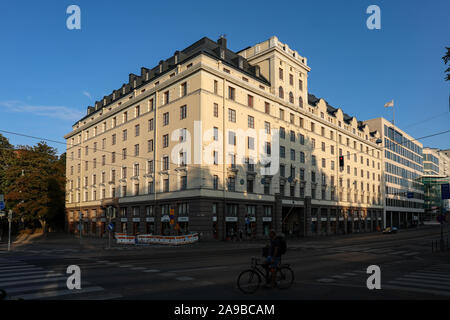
[339,155,344,168]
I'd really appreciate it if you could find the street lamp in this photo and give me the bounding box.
[375,138,386,229]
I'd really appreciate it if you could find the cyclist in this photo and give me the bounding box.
[263,230,282,288]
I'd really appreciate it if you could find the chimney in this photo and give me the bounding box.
[237,56,244,69]
[174,51,180,64]
[217,36,227,49]
[159,60,164,73]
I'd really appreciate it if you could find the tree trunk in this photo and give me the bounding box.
[39,219,47,234]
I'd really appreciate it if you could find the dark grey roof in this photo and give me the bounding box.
[76,37,270,124]
[308,93,368,132]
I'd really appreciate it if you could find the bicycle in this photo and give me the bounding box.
[237,257,294,294]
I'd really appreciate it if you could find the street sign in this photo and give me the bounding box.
[107,223,114,231]
[0,202,5,210]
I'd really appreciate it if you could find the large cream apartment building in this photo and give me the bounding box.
[64,36,385,240]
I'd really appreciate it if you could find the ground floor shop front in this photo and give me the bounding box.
[66,196,388,240]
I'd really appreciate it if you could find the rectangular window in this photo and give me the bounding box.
[265,102,270,114]
[112,134,116,145]
[213,127,219,141]
[163,156,169,171]
[247,95,254,107]
[228,131,236,145]
[213,175,219,190]
[180,176,187,190]
[264,122,271,134]
[248,115,254,128]
[135,124,140,137]
[181,82,187,97]
[122,148,127,160]
[180,105,187,119]
[228,87,235,100]
[248,136,254,150]
[213,103,219,117]
[134,144,139,156]
[163,179,169,192]
[148,119,154,131]
[228,109,236,122]
[163,134,169,148]
[164,91,169,104]
[214,80,218,94]
[123,129,127,141]
[148,140,153,152]
[163,112,169,126]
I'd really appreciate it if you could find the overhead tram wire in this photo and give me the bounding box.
[1,128,449,174]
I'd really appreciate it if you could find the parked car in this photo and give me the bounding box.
[383,227,398,234]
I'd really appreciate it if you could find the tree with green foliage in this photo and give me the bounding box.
[443,47,450,81]
[4,142,66,233]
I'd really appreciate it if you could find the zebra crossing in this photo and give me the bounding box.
[0,258,122,300]
[331,245,421,257]
[383,264,450,298]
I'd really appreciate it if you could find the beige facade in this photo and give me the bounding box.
[64,36,385,239]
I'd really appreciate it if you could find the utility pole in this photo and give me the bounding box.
[7,210,12,252]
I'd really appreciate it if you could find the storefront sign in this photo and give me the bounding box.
[378,217,382,220]
[225,217,238,222]
[339,217,344,221]
[321,218,327,221]
[249,217,256,222]
[311,217,317,221]
[161,215,170,222]
[178,217,189,222]
[367,217,371,221]
[132,218,140,222]
[120,218,128,222]
[212,216,217,222]
[330,217,336,221]
[354,218,359,221]
[146,217,155,222]
[262,217,272,222]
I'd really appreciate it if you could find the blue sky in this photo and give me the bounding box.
[0,0,449,155]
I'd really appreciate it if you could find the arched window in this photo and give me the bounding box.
[289,92,294,104]
[279,86,284,99]
[299,96,303,108]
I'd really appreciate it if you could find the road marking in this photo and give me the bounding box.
[13,286,104,300]
[0,276,67,288]
[194,281,214,286]
[6,283,67,294]
[399,276,450,286]
[176,276,194,281]
[383,284,450,297]
[412,272,450,279]
[0,265,36,271]
[130,267,146,270]
[158,272,177,277]
[403,252,419,256]
[69,293,123,300]
[407,273,450,280]
[119,265,133,268]
[0,270,52,278]
[342,273,357,276]
[331,275,347,279]
[168,266,229,273]
[0,272,62,282]
[388,280,450,291]
[143,269,160,273]
[317,278,336,283]
[0,267,43,273]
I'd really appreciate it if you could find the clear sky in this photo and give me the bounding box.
[0,0,449,155]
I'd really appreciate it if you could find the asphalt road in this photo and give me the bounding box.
[1,225,449,300]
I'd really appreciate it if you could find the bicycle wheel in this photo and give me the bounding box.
[276,266,294,289]
[237,269,261,294]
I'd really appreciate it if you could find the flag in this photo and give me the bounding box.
[384,100,394,108]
